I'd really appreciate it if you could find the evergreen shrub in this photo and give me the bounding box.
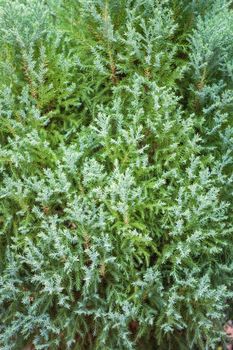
[0,1,232,349]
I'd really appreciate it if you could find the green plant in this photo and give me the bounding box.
[0,1,232,349]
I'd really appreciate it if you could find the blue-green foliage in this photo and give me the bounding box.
[0,1,232,349]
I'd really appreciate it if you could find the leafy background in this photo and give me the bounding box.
[0,1,232,349]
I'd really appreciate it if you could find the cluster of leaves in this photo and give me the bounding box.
[0,1,232,349]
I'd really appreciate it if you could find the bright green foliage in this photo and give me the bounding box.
[0,1,232,349]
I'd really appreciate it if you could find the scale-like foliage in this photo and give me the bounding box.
[0,1,232,349]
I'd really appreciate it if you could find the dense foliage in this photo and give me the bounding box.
[0,1,232,349]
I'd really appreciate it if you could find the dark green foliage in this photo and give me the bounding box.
[0,1,232,349]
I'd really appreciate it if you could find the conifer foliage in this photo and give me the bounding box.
[0,1,232,349]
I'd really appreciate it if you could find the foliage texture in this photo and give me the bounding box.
[0,1,232,349]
